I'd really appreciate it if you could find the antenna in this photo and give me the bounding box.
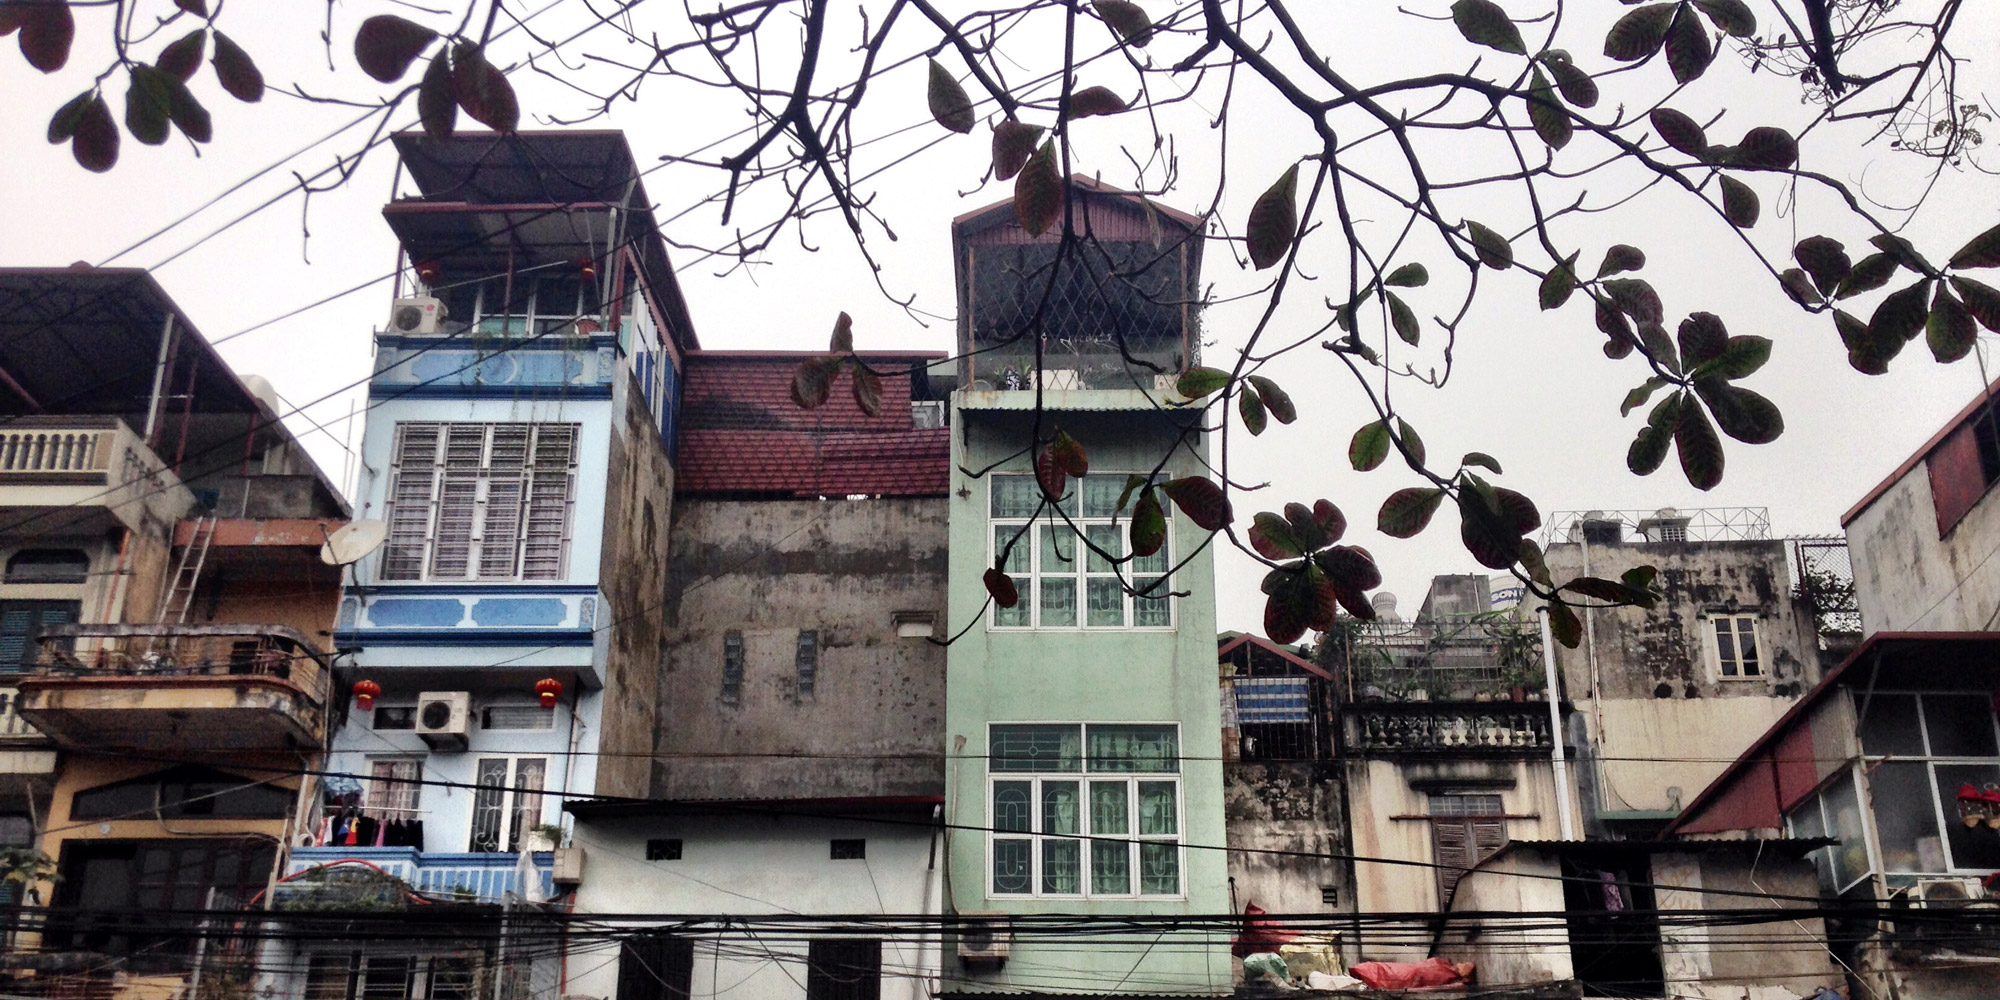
[319,519,388,566]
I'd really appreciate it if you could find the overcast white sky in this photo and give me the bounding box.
[3,2,1997,633]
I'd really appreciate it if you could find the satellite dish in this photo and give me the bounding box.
[320,519,388,566]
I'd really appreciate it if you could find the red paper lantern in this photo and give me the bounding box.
[352,679,382,711]
[535,677,564,708]
[414,260,443,285]
[577,256,598,280]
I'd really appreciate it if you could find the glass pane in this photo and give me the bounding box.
[1041,839,1080,894]
[361,957,412,1000]
[1823,772,1870,889]
[1087,724,1180,772]
[991,476,1037,518]
[993,781,1032,833]
[1714,620,1737,675]
[993,526,1029,574]
[990,725,1082,772]
[1086,577,1125,627]
[1937,763,2000,870]
[1786,796,1834,894]
[1859,694,1925,757]
[1129,535,1167,574]
[1090,841,1130,894]
[1041,782,1080,834]
[1923,695,2000,757]
[1085,524,1120,572]
[1039,525,1077,573]
[1039,577,1076,627]
[1139,842,1180,895]
[1090,782,1129,835]
[1081,477,1129,517]
[1870,761,1944,873]
[1735,619,1760,674]
[1134,576,1171,627]
[992,839,1030,894]
[1138,782,1178,835]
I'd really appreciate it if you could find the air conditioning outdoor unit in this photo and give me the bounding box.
[956,912,1012,965]
[414,691,471,750]
[1914,876,1985,907]
[388,296,444,334]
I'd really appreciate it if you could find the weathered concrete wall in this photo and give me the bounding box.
[654,496,947,801]
[1654,850,1841,1000]
[1441,848,1572,987]
[1224,762,1346,918]
[1846,461,2000,633]
[597,373,676,801]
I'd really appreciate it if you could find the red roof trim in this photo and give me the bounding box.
[1841,374,2000,527]
[1217,633,1333,681]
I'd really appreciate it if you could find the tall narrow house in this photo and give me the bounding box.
[288,131,691,990]
[941,183,1230,995]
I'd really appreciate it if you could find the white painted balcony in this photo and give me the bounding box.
[0,417,195,535]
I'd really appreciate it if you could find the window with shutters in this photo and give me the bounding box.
[1925,399,2000,534]
[0,600,78,672]
[1429,793,1507,906]
[806,939,881,1000]
[380,423,578,582]
[617,934,694,1000]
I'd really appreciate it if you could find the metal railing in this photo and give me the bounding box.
[1792,535,1863,640]
[1541,506,1772,545]
[1347,704,1555,754]
[32,624,327,704]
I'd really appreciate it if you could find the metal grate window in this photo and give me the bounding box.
[830,839,865,860]
[481,705,556,730]
[721,631,743,704]
[380,422,577,582]
[796,630,819,700]
[646,839,684,861]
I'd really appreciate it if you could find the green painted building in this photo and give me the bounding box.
[940,184,1232,995]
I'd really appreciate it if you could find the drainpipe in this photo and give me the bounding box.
[1538,609,1576,841]
[915,804,944,1000]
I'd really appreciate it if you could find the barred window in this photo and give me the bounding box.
[989,723,1181,898]
[988,475,1172,630]
[381,423,578,582]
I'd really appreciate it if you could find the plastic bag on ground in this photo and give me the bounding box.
[1348,957,1472,990]
[1242,951,1291,984]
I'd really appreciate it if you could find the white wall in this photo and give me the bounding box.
[1847,461,2000,633]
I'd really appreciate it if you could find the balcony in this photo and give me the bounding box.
[1345,702,1557,755]
[0,685,55,789]
[284,847,553,905]
[14,624,327,750]
[0,417,194,535]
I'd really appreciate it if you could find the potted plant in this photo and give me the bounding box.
[524,823,565,852]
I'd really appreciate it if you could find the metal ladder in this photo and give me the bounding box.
[158,516,217,624]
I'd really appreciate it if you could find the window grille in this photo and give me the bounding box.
[380,423,577,582]
[481,705,556,730]
[721,631,743,704]
[796,630,819,699]
[989,723,1181,897]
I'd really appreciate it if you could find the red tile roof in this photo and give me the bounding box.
[676,352,950,497]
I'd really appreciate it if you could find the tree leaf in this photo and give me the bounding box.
[1349,420,1391,472]
[790,357,835,409]
[1949,221,2000,270]
[1598,244,1647,278]
[1696,378,1783,444]
[1387,291,1421,345]
[1092,0,1153,47]
[69,95,118,172]
[417,48,457,140]
[1547,601,1583,648]
[1247,375,1296,423]
[1638,321,1681,375]
[1176,366,1230,398]
[825,311,855,354]
[1283,501,1331,552]
[1539,253,1579,310]
[1525,67,1572,150]
[1869,279,1932,345]
[1927,285,1977,363]
[1115,474,1147,514]
[851,366,882,417]
[1459,485,1540,570]
[1870,233,1932,274]
[1700,335,1771,380]
[1675,399,1725,490]
[174,0,208,17]
[1261,563,1317,644]
[47,89,91,143]
[1316,544,1382,594]
[1604,277,1664,325]
[1519,538,1553,587]
[1249,511,1302,559]
[1779,269,1821,308]
[1649,108,1708,159]
[157,29,205,83]
[1598,299,1637,358]
[1465,220,1513,270]
[1397,417,1427,470]
[1794,236,1851,296]
[1677,311,1728,366]
[1604,3,1675,61]
[1621,376,1668,417]
[1312,499,1348,544]
[1693,0,1756,37]
[1541,49,1599,108]
[1385,262,1429,287]
[162,72,211,143]
[452,43,518,131]
[1949,276,2000,333]
[1247,164,1300,270]
[124,66,173,146]
[1163,477,1230,531]
[1065,85,1128,119]
[1719,175,1759,228]
[355,14,437,83]
[1628,392,1683,476]
[1378,488,1445,538]
[17,0,73,73]
[1662,3,1712,84]
[1729,126,1798,169]
[926,58,974,133]
[984,567,1020,609]
[1014,140,1063,237]
[1563,575,1657,609]
[1130,488,1167,557]
[1836,308,1899,375]
[1238,386,1268,435]
[1451,0,1526,55]
[991,120,1043,182]
[1461,452,1503,474]
[1051,429,1089,477]
[1834,252,1899,299]
[210,31,264,102]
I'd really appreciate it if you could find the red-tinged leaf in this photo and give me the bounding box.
[124,66,173,146]
[1948,221,2000,270]
[1540,253,1579,311]
[210,31,263,102]
[1541,49,1599,108]
[1675,400,1724,490]
[70,95,118,172]
[1604,3,1674,61]
[1719,175,1758,228]
[1246,164,1300,271]
[984,567,1020,609]
[1598,244,1647,278]
[1696,379,1784,445]
[175,0,207,16]
[1176,366,1230,399]
[1092,0,1153,47]
[1316,544,1383,593]
[1396,417,1427,470]
[1379,487,1446,539]
[1869,233,1932,273]
[355,14,438,83]
[1950,276,2000,333]
[47,89,90,142]
[1313,500,1347,543]
[1603,277,1664,326]
[1130,489,1167,557]
[1794,236,1850,296]
[1163,477,1229,531]
[1246,376,1296,424]
[1598,299,1636,357]
[157,29,205,83]
[790,357,834,409]
[1729,126,1797,169]
[1519,538,1553,587]
[1694,0,1755,37]
[1051,430,1088,477]
[163,72,211,143]
[1637,321,1681,375]
[1065,85,1127,120]
[851,366,882,417]
[1283,501,1330,552]
[1014,140,1063,237]
[1869,279,1932,345]
[1779,269,1821,308]
[1547,601,1582,648]
[1466,220,1513,270]
[1239,386,1268,435]
[1677,312,1727,366]
[926,58,974,134]
[1927,285,1977,363]
[0,5,23,35]
[1451,0,1526,55]
[1035,447,1067,501]
[453,43,518,132]
[1114,474,1146,514]
[1662,3,1712,84]
[991,120,1043,181]
[17,0,72,72]
[1627,393,1680,475]
[1834,252,1898,299]
[829,311,854,353]
[1249,512,1302,559]
[1349,420,1391,472]
[1459,503,1519,570]
[417,49,457,140]
[1263,569,1312,645]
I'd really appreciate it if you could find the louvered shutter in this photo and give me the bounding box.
[521,425,576,580]
[428,426,488,578]
[381,425,441,580]
[1433,819,1474,904]
[478,425,530,577]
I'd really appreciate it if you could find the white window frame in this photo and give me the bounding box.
[304,950,484,1000]
[380,422,579,583]
[363,756,423,816]
[986,722,1184,900]
[1845,690,2000,877]
[1706,614,1763,679]
[468,755,548,853]
[986,474,1174,631]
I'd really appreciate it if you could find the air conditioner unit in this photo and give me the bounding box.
[956,912,1012,965]
[551,846,585,886]
[388,296,444,334]
[1915,876,1985,907]
[414,691,471,750]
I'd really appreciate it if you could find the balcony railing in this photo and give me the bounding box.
[0,426,110,476]
[285,847,554,905]
[0,686,44,741]
[0,417,193,532]
[1347,703,1556,754]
